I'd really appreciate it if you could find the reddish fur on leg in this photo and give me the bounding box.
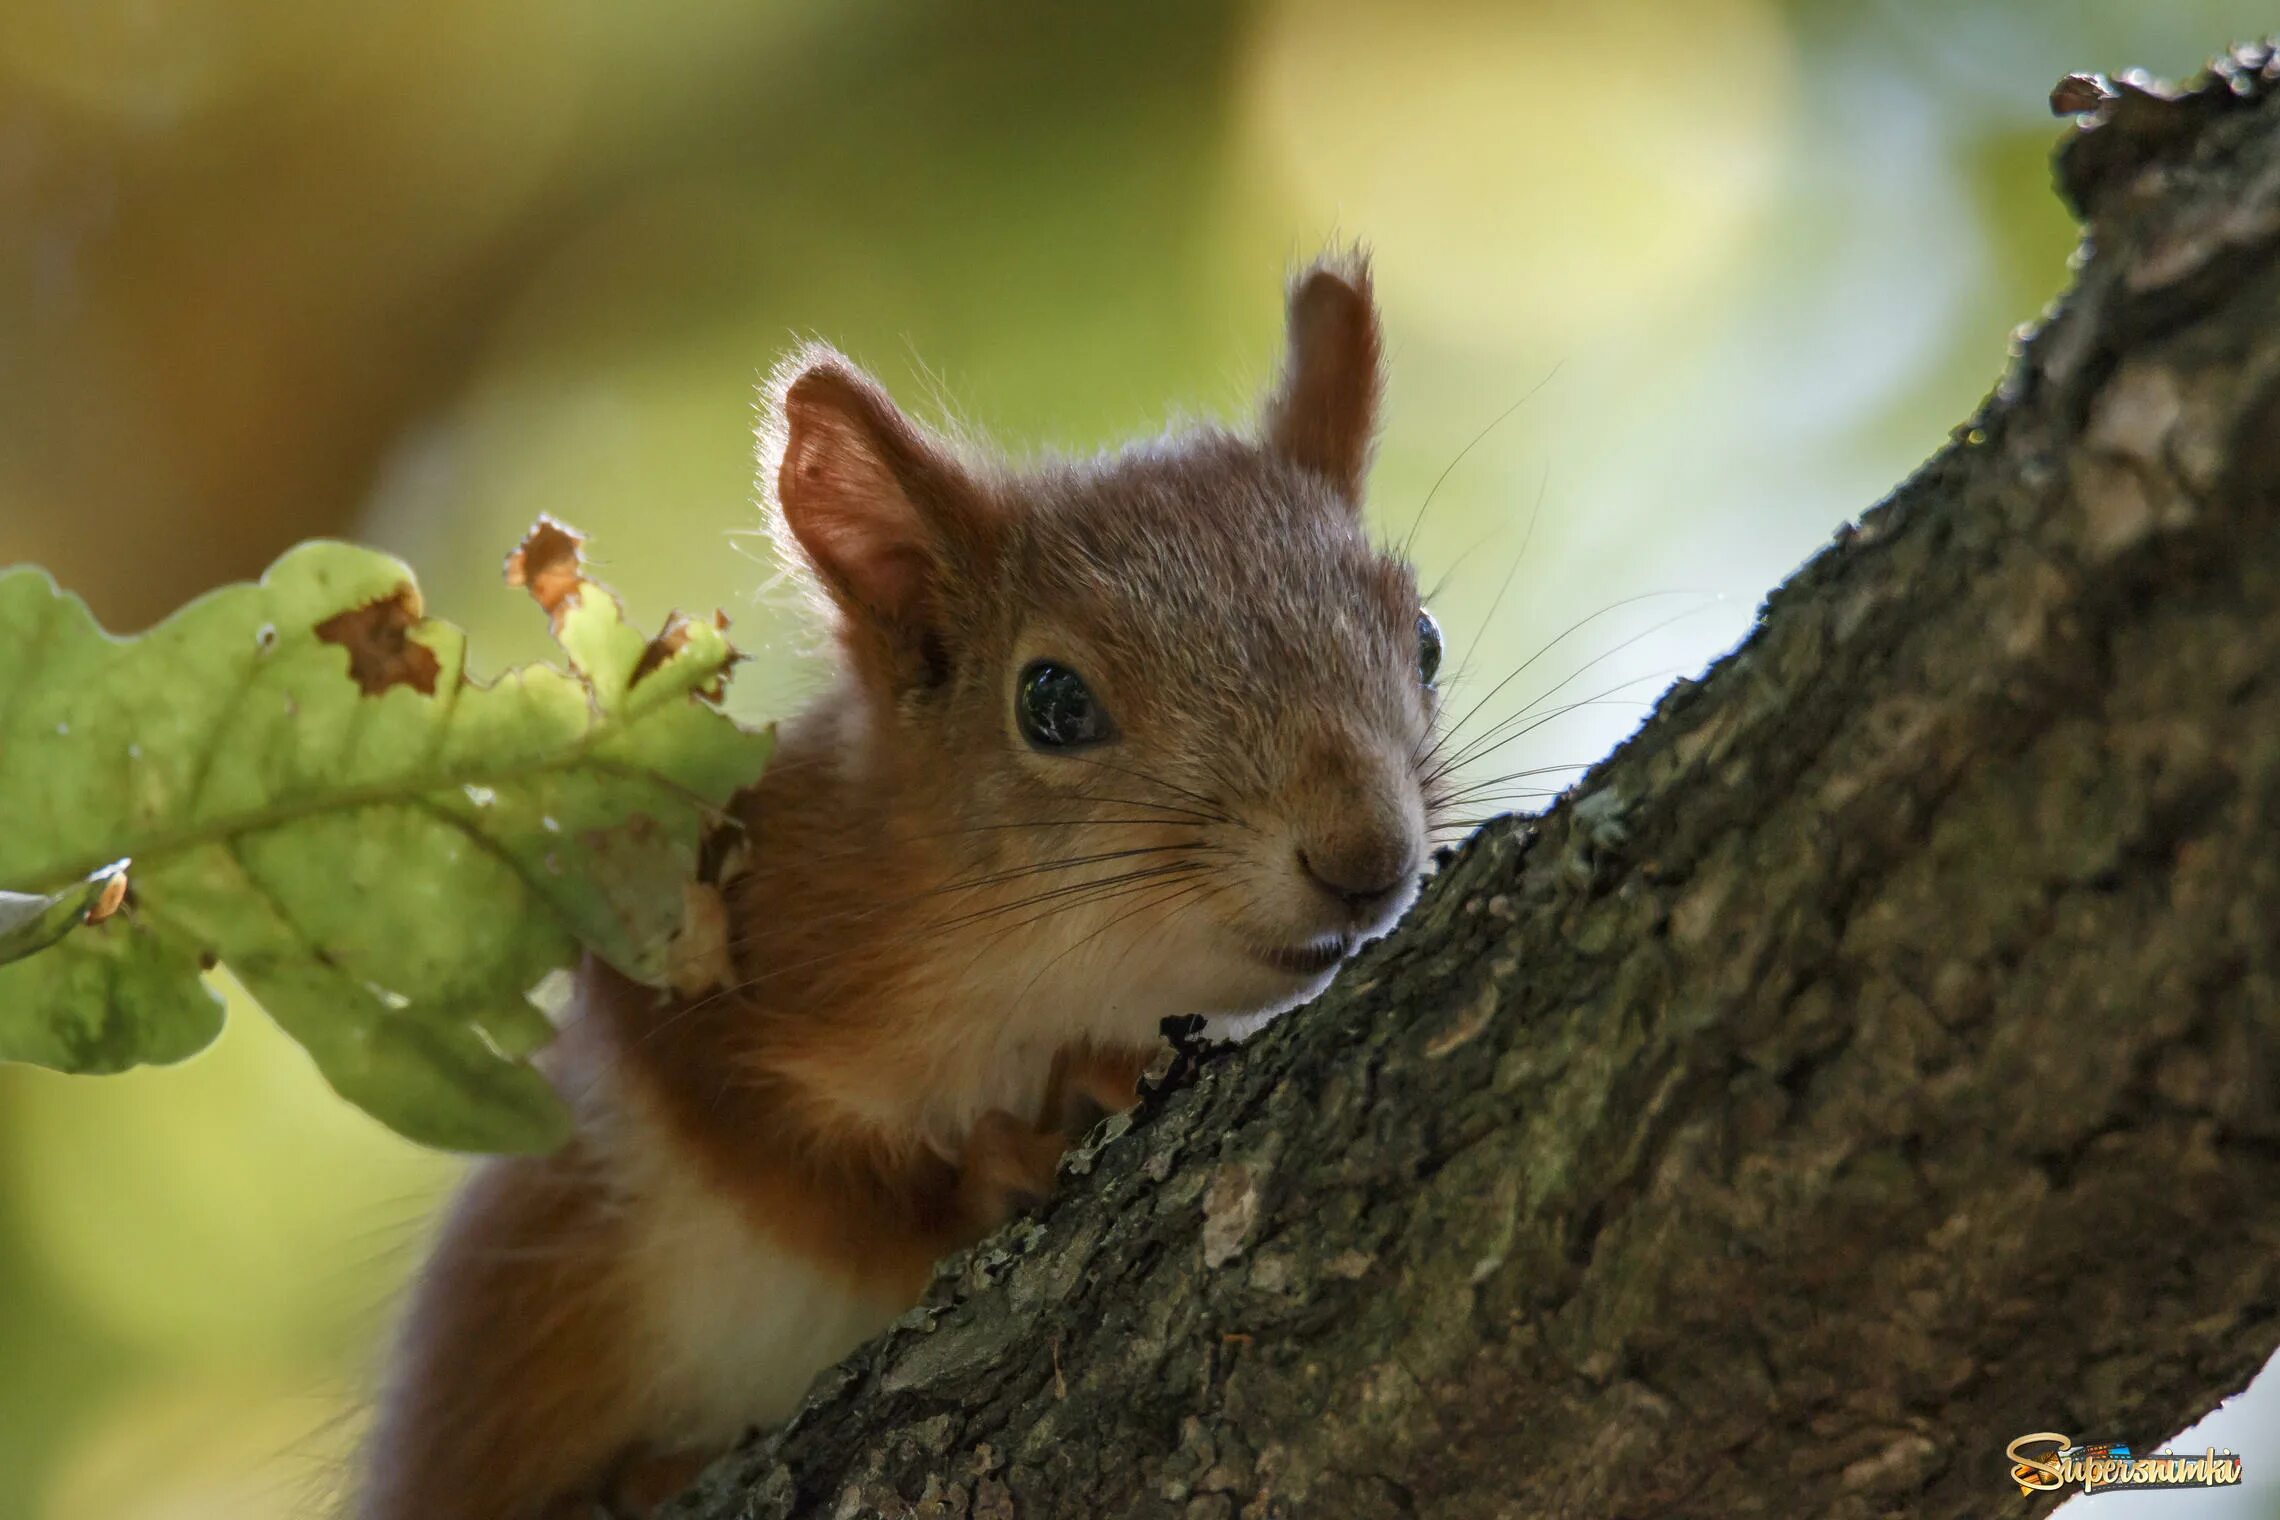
[360,1147,644,1520]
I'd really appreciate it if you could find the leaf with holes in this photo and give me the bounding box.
[0,521,771,1152]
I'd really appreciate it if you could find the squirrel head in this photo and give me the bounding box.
[757,253,1442,1050]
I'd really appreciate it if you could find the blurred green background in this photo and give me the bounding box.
[2,2,2276,1515]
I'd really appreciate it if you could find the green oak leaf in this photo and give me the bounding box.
[0,520,771,1152]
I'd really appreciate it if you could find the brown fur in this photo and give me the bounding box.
[358,252,1442,1518]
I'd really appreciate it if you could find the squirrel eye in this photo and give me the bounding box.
[1416,609,1443,688]
[1017,661,1113,750]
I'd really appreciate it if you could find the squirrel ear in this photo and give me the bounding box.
[1262,252,1383,503]
[763,348,987,653]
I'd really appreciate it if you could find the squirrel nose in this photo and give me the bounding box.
[1295,837,1414,917]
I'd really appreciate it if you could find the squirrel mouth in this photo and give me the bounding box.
[1255,934,1352,977]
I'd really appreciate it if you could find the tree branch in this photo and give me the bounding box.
[671,46,2280,1520]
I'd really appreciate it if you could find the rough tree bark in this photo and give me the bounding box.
[669,50,2280,1520]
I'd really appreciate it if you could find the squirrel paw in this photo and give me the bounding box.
[1042,1044,1153,1135]
[542,1446,709,1520]
[956,1044,1157,1234]
[955,1108,1069,1230]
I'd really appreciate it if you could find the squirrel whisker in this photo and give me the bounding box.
[1424,671,1677,789]
[1005,878,1235,1009]
[1396,362,1562,561]
[1417,589,1708,777]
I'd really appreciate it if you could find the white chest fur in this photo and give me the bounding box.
[610,1110,904,1447]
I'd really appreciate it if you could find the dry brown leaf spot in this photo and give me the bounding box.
[315,585,442,697]
[696,819,753,889]
[669,880,734,996]
[503,516,588,628]
[631,608,740,701]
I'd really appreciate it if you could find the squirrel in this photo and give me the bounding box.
[355,252,1446,1519]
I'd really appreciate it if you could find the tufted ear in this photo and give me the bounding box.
[761,347,992,680]
[1262,252,1383,505]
